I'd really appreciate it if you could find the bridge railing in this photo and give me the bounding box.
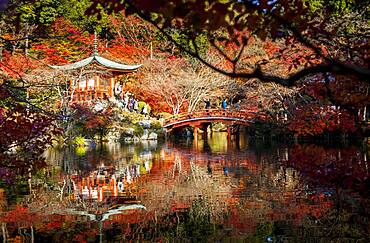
[163,109,265,126]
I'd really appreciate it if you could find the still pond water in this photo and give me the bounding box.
[0,132,369,242]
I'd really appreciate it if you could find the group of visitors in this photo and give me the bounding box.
[203,98,241,110]
[120,91,149,117]
[123,91,139,113]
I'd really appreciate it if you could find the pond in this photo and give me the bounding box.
[0,132,369,242]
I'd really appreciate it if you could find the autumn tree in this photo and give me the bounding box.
[86,0,368,85]
[0,81,61,176]
[141,55,230,115]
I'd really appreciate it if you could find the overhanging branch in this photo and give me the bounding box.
[126,2,369,87]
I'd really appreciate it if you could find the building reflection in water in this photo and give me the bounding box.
[70,151,153,202]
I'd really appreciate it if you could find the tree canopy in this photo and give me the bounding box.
[85,0,369,86]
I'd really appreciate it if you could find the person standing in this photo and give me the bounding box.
[134,99,139,113]
[129,96,135,112]
[124,92,130,110]
[142,104,148,117]
[222,98,227,109]
[204,99,211,109]
[234,100,241,110]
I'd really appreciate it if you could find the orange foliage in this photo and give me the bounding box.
[0,51,39,78]
[0,205,40,227]
[105,40,150,63]
[288,104,356,137]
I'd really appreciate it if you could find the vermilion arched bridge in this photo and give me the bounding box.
[163,109,266,137]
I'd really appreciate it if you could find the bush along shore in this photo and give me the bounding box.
[56,99,166,148]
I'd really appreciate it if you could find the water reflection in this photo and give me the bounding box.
[0,132,368,242]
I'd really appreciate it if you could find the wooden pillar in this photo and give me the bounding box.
[227,125,231,149]
[98,187,103,202]
[94,75,98,90]
[193,127,199,149]
[109,78,114,97]
[113,182,118,197]
[93,75,97,101]
[95,76,100,99]
[202,124,208,140]
[235,126,240,150]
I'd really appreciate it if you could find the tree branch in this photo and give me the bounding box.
[126,2,369,87]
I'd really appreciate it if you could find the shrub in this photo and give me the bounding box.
[74,135,85,147]
[133,125,144,136]
[151,120,163,130]
[75,146,87,156]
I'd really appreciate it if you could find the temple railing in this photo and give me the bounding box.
[72,85,113,102]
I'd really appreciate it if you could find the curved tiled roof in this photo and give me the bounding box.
[50,33,142,72]
[50,54,142,72]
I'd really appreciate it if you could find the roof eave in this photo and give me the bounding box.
[49,55,142,72]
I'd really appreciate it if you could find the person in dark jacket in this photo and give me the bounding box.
[204,99,211,109]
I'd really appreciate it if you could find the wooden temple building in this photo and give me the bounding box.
[50,34,142,103]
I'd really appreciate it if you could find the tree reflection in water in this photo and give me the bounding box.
[0,134,368,242]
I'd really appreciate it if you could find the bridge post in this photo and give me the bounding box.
[193,127,199,148]
[227,125,231,146]
[202,123,209,140]
[235,125,240,150]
